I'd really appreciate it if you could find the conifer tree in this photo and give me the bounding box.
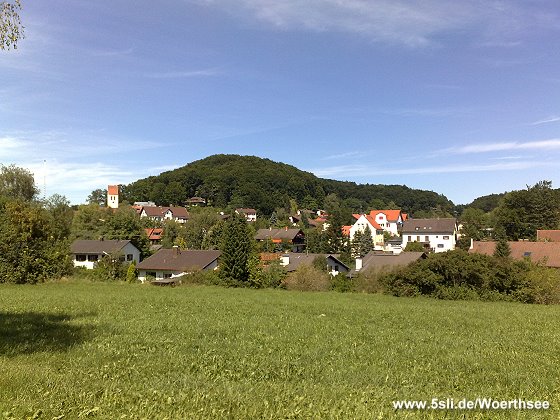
[219,214,252,283]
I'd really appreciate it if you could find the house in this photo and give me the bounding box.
[145,228,164,245]
[236,208,257,222]
[469,241,560,268]
[401,218,458,253]
[255,228,306,252]
[186,197,206,207]
[357,209,406,237]
[139,206,190,223]
[537,230,560,242]
[107,185,119,209]
[351,251,426,276]
[70,239,140,269]
[349,214,385,250]
[136,248,220,282]
[279,253,350,276]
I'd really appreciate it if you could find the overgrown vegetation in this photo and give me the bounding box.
[380,250,560,304]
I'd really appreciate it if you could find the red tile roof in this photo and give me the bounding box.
[108,185,119,195]
[368,209,403,222]
[342,225,352,236]
[537,230,560,242]
[470,241,560,268]
[144,228,164,241]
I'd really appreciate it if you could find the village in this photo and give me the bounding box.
[70,184,560,285]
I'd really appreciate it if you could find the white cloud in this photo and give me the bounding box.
[531,116,560,125]
[448,139,560,154]
[193,0,559,47]
[310,160,548,178]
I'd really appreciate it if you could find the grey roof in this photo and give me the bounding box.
[353,251,426,275]
[281,252,349,272]
[255,228,304,241]
[136,249,220,272]
[70,239,134,254]
[401,218,457,234]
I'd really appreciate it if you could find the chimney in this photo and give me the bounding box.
[173,245,180,256]
[280,254,289,266]
[285,226,288,231]
[355,257,363,271]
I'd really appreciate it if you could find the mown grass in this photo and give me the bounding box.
[0,281,559,419]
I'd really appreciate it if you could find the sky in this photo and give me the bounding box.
[1,0,560,205]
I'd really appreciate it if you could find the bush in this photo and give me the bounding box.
[282,265,330,292]
[351,270,386,294]
[515,265,560,304]
[178,270,221,286]
[330,274,352,292]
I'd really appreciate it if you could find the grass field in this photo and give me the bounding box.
[1,281,559,419]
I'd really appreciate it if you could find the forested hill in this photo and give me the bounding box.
[122,154,454,216]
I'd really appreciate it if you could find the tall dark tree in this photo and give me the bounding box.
[87,188,107,206]
[219,214,252,283]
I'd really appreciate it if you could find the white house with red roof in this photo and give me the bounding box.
[349,214,385,250]
[366,209,407,237]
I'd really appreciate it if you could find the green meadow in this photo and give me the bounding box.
[1,281,559,419]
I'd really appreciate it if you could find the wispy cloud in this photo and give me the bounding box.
[194,0,560,47]
[447,139,560,154]
[531,116,560,125]
[310,160,549,179]
[321,151,362,161]
[145,68,222,79]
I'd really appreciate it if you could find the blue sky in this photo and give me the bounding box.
[1,0,560,205]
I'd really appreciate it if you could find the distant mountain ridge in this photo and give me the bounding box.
[122,154,455,216]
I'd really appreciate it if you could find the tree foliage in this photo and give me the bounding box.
[0,199,71,283]
[219,215,253,284]
[1,0,24,50]
[0,164,38,201]
[494,181,560,240]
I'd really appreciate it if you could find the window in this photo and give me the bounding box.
[147,271,156,278]
[126,254,133,261]
[87,255,98,262]
[523,252,532,257]
[416,236,420,242]
[334,265,339,272]
[443,235,450,240]
[408,236,412,241]
[425,236,429,242]
[437,244,444,248]
[163,273,172,279]
[76,254,86,262]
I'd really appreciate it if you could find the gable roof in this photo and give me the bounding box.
[107,185,119,195]
[352,251,426,275]
[537,230,560,242]
[363,215,382,230]
[70,239,133,254]
[401,218,457,234]
[136,249,221,272]
[255,228,304,241]
[236,208,257,214]
[145,228,163,241]
[469,241,560,268]
[281,253,349,272]
[369,209,402,222]
[141,206,190,219]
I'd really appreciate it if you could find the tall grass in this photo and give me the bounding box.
[1,280,559,418]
